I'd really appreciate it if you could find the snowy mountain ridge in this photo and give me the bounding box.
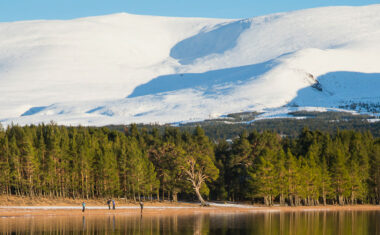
[1,5,380,126]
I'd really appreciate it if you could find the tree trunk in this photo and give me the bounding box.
[280,193,285,206]
[295,195,300,206]
[338,195,344,206]
[162,184,165,201]
[289,195,294,206]
[172,191,178,202]
[195,187,207,206]
[264,196,269,206]
[132,184,136,202]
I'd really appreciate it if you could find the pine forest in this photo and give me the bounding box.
[0,123,379,206]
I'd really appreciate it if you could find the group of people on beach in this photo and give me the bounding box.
[81,199,144,213]
[107,199,116,210]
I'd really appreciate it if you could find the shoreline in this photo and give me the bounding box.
[0,196,379,217]
[1,204,379,217]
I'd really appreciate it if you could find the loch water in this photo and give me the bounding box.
[1,210,380,234]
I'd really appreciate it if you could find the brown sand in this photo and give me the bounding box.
[0,195,379,217]
[1,205,380,217]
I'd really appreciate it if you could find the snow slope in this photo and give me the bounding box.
[1,5,380,126]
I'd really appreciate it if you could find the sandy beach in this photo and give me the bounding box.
[0,196,379,217]
[1,205,380,217]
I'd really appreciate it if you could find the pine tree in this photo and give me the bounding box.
[8,134,22,195]
[304,144,321,205]
[249,148,277,206]
[274,149,287,206]
[211,139,230,201]
[285,149,299,206]
[229,131,252,201]
[369,142,380,204]
[331,145,350,205]
[0,133,10,195]
[320,155,332,205]
[19,129,37,196]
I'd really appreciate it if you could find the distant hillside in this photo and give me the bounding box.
[106,111,380,139]
[1,5,380,126]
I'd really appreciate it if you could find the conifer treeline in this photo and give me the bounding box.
[0,123,379,205]
[0,123,217,203]
[213,129,380,205]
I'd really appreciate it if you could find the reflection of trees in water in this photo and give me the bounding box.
[193,214,204,235]
[0,211,379,234]
[249,211,379,235]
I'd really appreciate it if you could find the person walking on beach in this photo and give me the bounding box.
[112,199,116,210]
[139,200,144,214]
[82,202,86,212]
[107,199,111,210]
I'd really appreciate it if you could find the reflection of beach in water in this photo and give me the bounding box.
[0,211,379,234]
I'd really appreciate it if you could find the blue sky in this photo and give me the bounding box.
[0,0,379,22]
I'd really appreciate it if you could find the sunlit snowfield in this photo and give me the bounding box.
[1,211,380,234]
[1,5,380,126]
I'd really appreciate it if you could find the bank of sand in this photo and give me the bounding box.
[0,196,379,217]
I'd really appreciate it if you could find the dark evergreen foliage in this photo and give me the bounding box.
[0,123,379,205]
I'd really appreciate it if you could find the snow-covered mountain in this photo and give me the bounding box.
[1,5,380,126]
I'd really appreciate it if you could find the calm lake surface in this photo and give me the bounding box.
[1,210,380,234]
